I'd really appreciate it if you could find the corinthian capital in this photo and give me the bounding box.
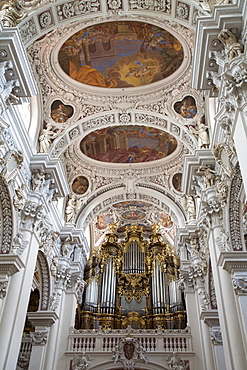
[30,331,48,346]
[232,277,247,295]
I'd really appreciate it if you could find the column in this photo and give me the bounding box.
[205,188,247,369]
[28,311,58,370]
[0,227,39,370]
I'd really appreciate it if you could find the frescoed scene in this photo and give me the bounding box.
[154,213,173,228]
[117,224,153,233]
[51,100,73,123]
[174,96,197,119]
[122,210,146,220]
[95,214,114,230]
[80,125,177,163]
[72,176,89,195]
[172,173,182,192]
[113,201,152,209]
[58,21,184,88]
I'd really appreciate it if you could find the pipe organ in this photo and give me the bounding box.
[80,224,186,329]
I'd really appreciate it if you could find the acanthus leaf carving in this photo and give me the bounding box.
[232,277,247,295]
[210,329,223,345]
[30,331,48,346]
[0,280,8,299]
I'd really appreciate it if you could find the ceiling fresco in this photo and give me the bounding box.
[113,201,152,209]
[80,125,177,163]
[72,176,89,195]
[95,214,114,230]
[154,213,173,228]
[122,210,146,220]
[58,21,184,88]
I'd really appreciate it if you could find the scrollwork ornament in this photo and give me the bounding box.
[113,337,147,369]
[72,352,91,370]
[210,329,223,345]
[232,277,247,295]
[0,280,8,299]
[30,331,48,346]
[107,0,121,10]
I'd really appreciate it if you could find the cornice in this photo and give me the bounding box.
[218,251,247,273]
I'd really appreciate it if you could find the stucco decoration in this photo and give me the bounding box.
[0,175,13,253]
[37,251,50,311]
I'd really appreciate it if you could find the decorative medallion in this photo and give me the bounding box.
[174,95,197,119]
[122,210,146,220]
[58,21,184,88]
[172,173,182,192]
[80,125,177,163]
[113,201,152,208]
[51,100,73,123]
[72,176,89,195]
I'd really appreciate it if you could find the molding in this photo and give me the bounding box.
[200,310,220,327]
[218,251,247,273]
[0,254,25,276]
[0,22,37,97]
[191,0,245,93]
[30,154,70,198]
[27,311,59,327]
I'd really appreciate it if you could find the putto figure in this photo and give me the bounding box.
[218,29,243,60]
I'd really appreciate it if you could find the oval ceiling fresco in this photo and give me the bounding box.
[80,126,177,163]
[58,21,184,88]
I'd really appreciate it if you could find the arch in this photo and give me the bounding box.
[76,185,186,231]
[0,174,13,254]
[88,360,169,370]
[50,110,197,158]
[37,251,51,310]
[18,1,206,48]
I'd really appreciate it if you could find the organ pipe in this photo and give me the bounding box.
[80,223,186,329]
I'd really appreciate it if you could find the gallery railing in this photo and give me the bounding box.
[67,326,192,353]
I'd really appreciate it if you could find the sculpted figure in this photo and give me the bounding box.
[39,124,56,153]
[168,352,186,370]
[31,170,45,192]
[218,29,243,60]
[61,235,75,258]
[196,165,216,188]
[13,184,26,212]
[190,119,210,149]
[65,195,77,224]
[183,195,196,220]
[73,353,91,370]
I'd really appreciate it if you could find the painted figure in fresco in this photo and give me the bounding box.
[172,173,182,192]
[72,176,89,195]
[51,103,73,123]
[80,125,177,164]
[58,21,184,88]
[174,96,197,119]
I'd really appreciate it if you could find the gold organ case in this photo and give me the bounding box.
[80,224,186,330]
